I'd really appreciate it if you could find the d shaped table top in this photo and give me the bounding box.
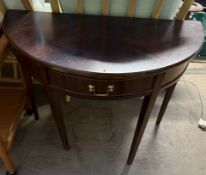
[2,10,205,165]
[3,10,204,79]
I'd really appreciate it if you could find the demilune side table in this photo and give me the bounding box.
[3,10,204,165]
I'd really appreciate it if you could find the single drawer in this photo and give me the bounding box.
[48,70,155,98]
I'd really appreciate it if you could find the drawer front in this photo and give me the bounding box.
[48,70,155,98]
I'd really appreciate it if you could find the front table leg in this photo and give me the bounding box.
[44,86,70,150]
[127,74,164,165]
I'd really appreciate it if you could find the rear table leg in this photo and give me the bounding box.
[156,83,177,125]
[19,64,39,120]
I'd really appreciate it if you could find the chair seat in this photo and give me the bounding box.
[0,88,26,150]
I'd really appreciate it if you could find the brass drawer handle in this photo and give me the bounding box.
[88,84,114,96]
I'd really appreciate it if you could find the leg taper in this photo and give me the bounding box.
[44,86,70,150]
[127,74,164,165]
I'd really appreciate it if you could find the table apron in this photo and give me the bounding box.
[16,51,189,99]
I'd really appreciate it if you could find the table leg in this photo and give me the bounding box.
[43,86,70,150]
[127,74,164,165]
[156,83,177,125]
[20,65,39,120]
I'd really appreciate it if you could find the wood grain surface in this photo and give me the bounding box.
[3,10,204,79]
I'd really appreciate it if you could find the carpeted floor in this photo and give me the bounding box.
[0,63,206,175]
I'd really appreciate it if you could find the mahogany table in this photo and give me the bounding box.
[3,10,204,165]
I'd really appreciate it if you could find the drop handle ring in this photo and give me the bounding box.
[88,84,114,96]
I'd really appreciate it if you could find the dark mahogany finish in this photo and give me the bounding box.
[3,10,204,165]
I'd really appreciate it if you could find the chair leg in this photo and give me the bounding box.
[156,83,177,125]
[65,95,72,102]
[0,140,16,175]
[6,170,17,175]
